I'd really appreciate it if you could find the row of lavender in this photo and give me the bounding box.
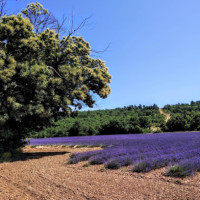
[29,132,200,177]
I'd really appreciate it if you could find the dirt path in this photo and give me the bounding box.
[0,146,200,200]
[159,108,171,122]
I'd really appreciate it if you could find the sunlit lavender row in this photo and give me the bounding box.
[29,132,200,177]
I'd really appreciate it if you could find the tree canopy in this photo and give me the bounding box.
[0,2,111,152]
[29,104,164,138]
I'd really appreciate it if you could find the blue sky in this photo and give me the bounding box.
[6,0,200,109]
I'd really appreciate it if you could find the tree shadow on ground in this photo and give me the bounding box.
[10,151,70,162]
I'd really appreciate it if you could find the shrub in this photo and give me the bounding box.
[99,166,106,172]
[89,156,104,165]
[166,114,187,131]
[12,148,23,156]
[1,152,12,162]
[132,161,152,172]
[100,144,106,148]
[165,165,193,178]
[104,159,121,169]
[99,120,128,135]
[82,163,90,167]
[69,153,76,158]
[67,158,78,164]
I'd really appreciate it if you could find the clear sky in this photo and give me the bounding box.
[5,0,200,109]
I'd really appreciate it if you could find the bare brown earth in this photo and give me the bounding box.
[1,146,200,200]
[159,108,171,122]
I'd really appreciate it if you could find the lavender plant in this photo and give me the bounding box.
[29,132,200,177]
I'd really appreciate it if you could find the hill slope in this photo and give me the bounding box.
[29,101,200,138]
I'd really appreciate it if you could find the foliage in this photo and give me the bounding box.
[0,151,12,162]
[165,165,193,178]
[82,163,90,167]
[132,161,152,172]
[21,2,55,34]
[39,132,200,178]
[29,104,165,138]
[163,101,200,132]
[104,159,121,169]
[166,114,187,132]
[0,3,111,152]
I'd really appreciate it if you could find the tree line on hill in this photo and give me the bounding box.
[29,101,200,138]
[163,101,200,132]
[29,104,164,138]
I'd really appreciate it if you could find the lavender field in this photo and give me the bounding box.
[29,132,200,177]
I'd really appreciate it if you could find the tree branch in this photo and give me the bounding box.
[66,14,92,40]
[90,43,111,54]
[0,0,6,17]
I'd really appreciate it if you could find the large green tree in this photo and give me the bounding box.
[0,3,111,152]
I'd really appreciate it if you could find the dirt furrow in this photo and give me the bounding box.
[1,146,200,200]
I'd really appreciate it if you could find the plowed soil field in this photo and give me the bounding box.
[0,146,200,200]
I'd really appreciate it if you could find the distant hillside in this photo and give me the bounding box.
[29,104,165,138]
[162,101,200,132]
[159,108,170,122]
[29,101,200,138]
[163,101,200,114]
